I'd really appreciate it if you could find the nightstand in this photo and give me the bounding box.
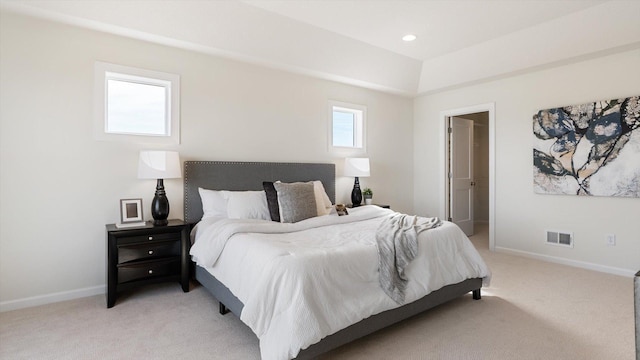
[106,219,189,308]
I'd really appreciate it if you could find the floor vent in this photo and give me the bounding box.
[546,230,573,248]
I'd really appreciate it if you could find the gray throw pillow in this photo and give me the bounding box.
[273,182,317,223]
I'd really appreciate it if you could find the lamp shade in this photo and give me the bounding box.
[344,158,370,177]
[138,151,182,179]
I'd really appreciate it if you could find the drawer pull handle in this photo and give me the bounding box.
[148,250,154,255]
[148,269,153,274]
[148,236,153,240]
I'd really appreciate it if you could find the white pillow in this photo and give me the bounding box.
[312,181,333,216]
[198,187,228,219]
[220,190,270,220]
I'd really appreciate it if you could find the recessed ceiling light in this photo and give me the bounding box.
[402,34,417,42]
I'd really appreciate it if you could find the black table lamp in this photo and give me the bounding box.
[138,151,182,226]
[344,157,370,207]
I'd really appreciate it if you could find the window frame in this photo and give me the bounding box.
[94,61,180,144]
[328,100,367,155]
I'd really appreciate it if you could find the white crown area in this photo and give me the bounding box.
[1,0,638,96]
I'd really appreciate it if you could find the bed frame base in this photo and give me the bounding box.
[219,303,229,315]
[195,266,243,317]
[195,266,482,359]
[473,288,481,300]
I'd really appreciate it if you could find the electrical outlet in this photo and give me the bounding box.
[606,234,616,246]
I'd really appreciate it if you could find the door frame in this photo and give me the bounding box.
[440,103,495,251]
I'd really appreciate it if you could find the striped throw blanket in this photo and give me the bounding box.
[375,213,443,304]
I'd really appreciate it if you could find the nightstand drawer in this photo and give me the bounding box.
[118,240,180,264]
[117,232,181,245]
[117,258,180,284]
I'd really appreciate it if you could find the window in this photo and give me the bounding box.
[94,62,180,144]
[329,101,366,153]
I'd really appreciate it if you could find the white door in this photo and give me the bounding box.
[450,117,474,236]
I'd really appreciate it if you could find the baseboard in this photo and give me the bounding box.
[0,285,105,312]
[495,246,636,278]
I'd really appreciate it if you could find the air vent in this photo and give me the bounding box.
[546,230,573,248]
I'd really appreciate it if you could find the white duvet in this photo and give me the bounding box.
[190,206,491,360]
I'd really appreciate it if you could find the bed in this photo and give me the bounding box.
[184,161,490,360]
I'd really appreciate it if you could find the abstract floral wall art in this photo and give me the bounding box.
[533,96,640,197]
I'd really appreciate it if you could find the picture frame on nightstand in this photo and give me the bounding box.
[117,198,145,228]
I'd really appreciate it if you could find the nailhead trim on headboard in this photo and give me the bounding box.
[183,161,336,224]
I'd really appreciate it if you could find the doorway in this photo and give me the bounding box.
[440,103,495,251]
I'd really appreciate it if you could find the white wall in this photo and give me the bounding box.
[0,11,414,309]
[414,49,640,275]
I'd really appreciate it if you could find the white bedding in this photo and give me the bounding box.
[190,206,491,360]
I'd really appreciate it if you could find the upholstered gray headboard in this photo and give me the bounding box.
[184,161,336,224]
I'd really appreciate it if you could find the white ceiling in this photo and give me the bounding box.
[1,0,639,96]
[244,0,605,61]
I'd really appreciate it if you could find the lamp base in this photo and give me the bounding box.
[151,179,170,226]
[153,219,169,226]
[351,177,362,207]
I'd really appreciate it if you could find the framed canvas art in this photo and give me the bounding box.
[533,96,639,197]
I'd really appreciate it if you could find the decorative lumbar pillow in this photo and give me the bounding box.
[262,181,280,222]
[273,182,318,223]
[198,187,228,219]
[312,180,333,216]
[220,190,270,220]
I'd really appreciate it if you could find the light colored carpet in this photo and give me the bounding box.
[1,223,635,359]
